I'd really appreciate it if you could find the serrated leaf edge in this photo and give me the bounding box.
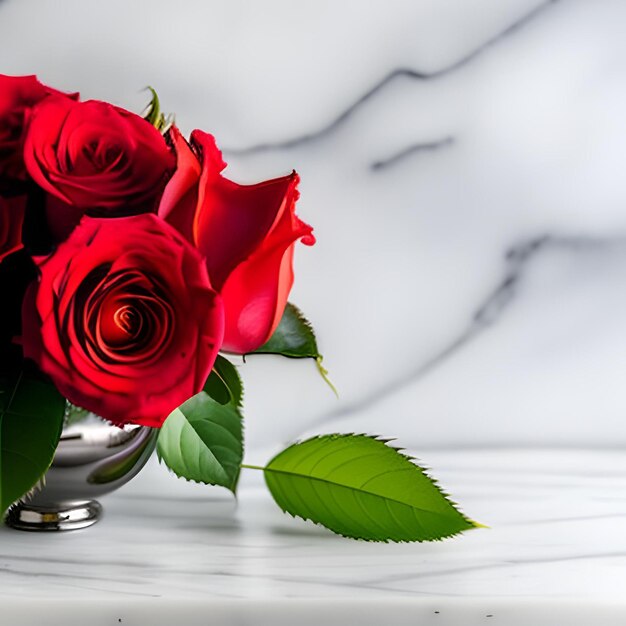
[1,373,65,514]
[263,433,480,542]
[156,390,244,495]
[156,450,239,494]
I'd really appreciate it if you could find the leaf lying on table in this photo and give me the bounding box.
[261,434,478,542]
[157,361,244,494]
[252,303,336,394]
[0,371,65,516]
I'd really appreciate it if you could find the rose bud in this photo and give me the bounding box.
[21,213,224,427]
[0,74,77,190]
[23,97,176,240]
[159,127,314,354]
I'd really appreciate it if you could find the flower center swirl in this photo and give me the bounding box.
[69,264,174,368]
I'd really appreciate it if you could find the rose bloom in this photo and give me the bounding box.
[159,127,315,354]
[24,97,175,241]
[0,74,76,187]
[0,195,26,263]
[22,213,224,427]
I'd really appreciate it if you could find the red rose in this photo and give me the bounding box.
[159,128,314,354]
[0,195,26,263]
[0,74,76,186]
[22,213,224,427]
[24,97,175,226]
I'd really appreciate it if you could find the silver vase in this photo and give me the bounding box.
[5,409,158,532]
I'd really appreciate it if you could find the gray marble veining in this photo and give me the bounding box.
[1,0,625,448]
[2,1,626,621]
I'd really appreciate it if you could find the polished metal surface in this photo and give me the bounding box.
[5,500,103,532]
[6,410,158,532]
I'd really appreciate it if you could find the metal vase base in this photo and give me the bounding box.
[4,411,158,532]
[6,500,103,532]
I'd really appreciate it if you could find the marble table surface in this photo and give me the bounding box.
[3,447,626,625]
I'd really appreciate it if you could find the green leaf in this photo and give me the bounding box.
[261,434,478,542]
[63,401,89,427]
[255,303,318,358]
[143,86,166,131]
[253,303,336,395]
[0,371,65,516]
[203,355,243,407]
[157,391,243,494]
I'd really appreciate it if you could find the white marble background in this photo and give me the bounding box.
[2,0,626,451]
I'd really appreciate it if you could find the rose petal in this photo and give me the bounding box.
[22,213,225,427]
[24,98,175,215]
[0,195,26,263]
[219,175,315,353]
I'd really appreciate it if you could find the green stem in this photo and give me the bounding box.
[241,463,266,472]
[316,357,339,398]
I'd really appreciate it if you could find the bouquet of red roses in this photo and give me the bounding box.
[0,74,479,541]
